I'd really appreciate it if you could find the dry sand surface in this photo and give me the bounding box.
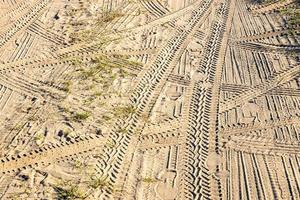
[0,0,299,199]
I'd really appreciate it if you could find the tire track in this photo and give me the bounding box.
[0,135,105,174]
[0,0,213,180]
[220,116,300,136]
[251,0,297,15]
[181,0,236,199]
[235,26,300,43]
[220,65,300,113]
[221,83,300,97]
[0,0,52,50]
[89,1,214,198]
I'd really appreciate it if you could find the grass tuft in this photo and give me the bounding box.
[73,111,91,122]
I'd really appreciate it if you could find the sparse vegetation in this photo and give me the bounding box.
[53,174,111,199]
[88,176,109,190]
[74,160,83,169]
[61,80,73,93]
[69,57,83,68]
[106,140,116,148]
[12,124,23,132]
[34,133,44,141]
[1,0,299,199]
[141,177,159,183]
[73,111,91,122]
[280,6,300,27]
[117,127,128,134]
[28,115,39,121]
[112,104,136,118]
[257,0,300,28]
[54,182,86,200]
[59,104,71,113]
[68,7,124,43]
[97,10,124,24]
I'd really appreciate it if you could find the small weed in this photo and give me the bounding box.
[106,140,116,148]
[60,106,71,113]
[88,176,109,190]
[102,114,112,121]
[112,105,136,118]
[62,80,73,93]
[97,10,124,24]
[34,133,44,141]
[70,57,83,67]
[117,127,128,134]
[141,177,159,183]
[73,111,91,122]
[93,91,102,97]
[54,182,86,200]
[28,115,39,121]
[13,124,23,132]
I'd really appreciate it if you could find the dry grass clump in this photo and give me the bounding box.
[61,80,73,93]
[141,177,160,183]
[280,7,300,27]
[68,7,124,43]
[54,181,86,200]
[73,111,91,122]
[53,172,111,199]
[88,176,110,190]
[97,9,124,24]
[257,0,300,31]
[112,105,136,117]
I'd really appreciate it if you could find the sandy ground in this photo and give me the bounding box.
[0,0,299,199]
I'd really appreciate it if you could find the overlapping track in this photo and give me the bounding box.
[0,0,299,199]
[94,0,214,197]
